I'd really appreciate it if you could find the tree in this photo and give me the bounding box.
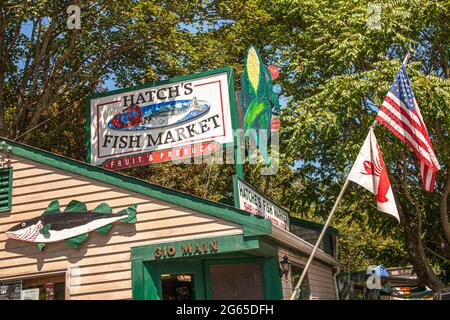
[2,0,448,289]
[0,0,204,151]
[273,0,450,288]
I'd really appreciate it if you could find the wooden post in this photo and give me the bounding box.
[235,91,244,179]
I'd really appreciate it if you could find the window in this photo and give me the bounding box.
[0,167,12,212]
[0,274,66,300]
[323,234,336,257]
[291,265,311,300]
[0,280,21,300]
[209,263,264,300]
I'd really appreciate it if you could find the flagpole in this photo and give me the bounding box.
[402,51,411,65]
[290,178,350,300]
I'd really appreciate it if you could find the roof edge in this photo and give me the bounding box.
[1,137,271,237]
[270,225,339,267]
[290,216,339,236]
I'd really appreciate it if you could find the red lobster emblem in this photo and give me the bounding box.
[361,144,390,203]
[111,105,143,129]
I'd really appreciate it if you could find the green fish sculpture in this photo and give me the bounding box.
[240,46,280,165]
[6,200,137,251]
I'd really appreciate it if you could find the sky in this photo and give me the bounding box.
[18,13,286,103]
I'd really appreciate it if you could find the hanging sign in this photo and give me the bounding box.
[233,176,289,230]
[87,68,236,169]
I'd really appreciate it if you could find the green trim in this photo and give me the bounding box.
[227,68,238,133]
[262,257,283,300]
[132,259,161,300]
[0,167,13,212]
[233,174,240,209]
[227,71,244,180]
[2,137,272,237]
[85,67,239,167]
[289,216,339,236]
[131,234,260,262]
[131,234,283,300]
[131,234,266,300]
[85,94,91,164]
[131,259,145,300]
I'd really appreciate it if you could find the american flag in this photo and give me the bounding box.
[376,64,440,192]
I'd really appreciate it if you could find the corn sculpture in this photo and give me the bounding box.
[240,46,280,165]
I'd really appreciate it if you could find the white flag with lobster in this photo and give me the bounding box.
[347,128,400,222]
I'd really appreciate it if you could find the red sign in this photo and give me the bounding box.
[268,65,279,80]
[271,117,281,130]
[102,141,220,170]
[87,69,235,169]
[45,283,54,300]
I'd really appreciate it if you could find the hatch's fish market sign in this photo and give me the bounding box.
[233,176,289,230]
[87,68,236,169]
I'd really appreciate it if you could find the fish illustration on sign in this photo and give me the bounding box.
[108,97,210,130]
[240,46,280,165]
[5,200,137,251]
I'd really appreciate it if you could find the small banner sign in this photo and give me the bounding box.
[233,176,289,231]
[87,68,236,169]
[102,141,220,170]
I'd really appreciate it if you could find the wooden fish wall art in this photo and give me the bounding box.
[6,200,137,251]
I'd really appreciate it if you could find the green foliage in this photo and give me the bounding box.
[0,0,208,153]
[273,0,450,285]
[2,0,449,287]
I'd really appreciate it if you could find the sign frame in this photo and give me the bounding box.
[233,175,290,231]
[86,67,239,168]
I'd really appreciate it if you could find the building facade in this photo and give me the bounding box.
[0,139,339,300]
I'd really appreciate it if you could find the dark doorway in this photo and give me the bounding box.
[161,273,195,300]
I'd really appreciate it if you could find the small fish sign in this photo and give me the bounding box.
[5,200,137,251]
[108,98,210,131]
